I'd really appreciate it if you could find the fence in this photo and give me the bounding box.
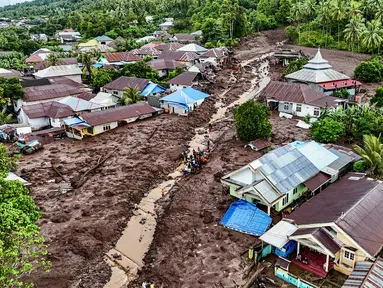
[275,267,318,288]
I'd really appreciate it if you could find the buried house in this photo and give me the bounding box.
[221,141,360,215]
[63,102,156,139]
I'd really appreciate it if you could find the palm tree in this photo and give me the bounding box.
[79,53,93,80]
[344,14,366,52]
[361,20,383,53]
[45,53,61,66]
[375,0,383,22]
[354,134,383,175]
[330,0,348,48]
[359,0,372,19]
[0,107,12,125]
[289,2,303,44]
[302,0,317,41]
[349,1,361,17]
[317,0,332,47]
[120,87,142,105]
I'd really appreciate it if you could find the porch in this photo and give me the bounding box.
[292,247,334,278]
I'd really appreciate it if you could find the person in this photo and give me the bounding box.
[161,188,166,197]
[208,123,212,133]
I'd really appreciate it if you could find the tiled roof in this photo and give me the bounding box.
[80,102,156,126]
[103,76,149,92]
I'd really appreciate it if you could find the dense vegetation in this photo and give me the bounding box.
[285,0,383,53]
[234,100,272,142]
[0,144,50,288]
[354,56,383,82]
[0,0,293,48]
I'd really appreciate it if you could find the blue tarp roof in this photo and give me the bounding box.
[92,63,103,68]
[63,117,90,127]
[220,200,272,236]
[161,87,209,105]
[141,83,166,97]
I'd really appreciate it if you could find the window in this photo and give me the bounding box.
[283,102,290,110]
[103,124,111,131]
[314,107,320,116]
[113,91,119,95]
[293,187,298,195]
[344,250,355,261]
[296,104,302,112]
[282,193,289,206]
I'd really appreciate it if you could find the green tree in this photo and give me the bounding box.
[371,86,383,106]
[354,134,383,174]
[233,101,272,142]
[0,77,24,101]
[0,107,12,125]
[330,0,348,48]
[283,58,308,77]
[79,53,93,80]
[91,69,112,91]
[0,144,49,287]
[310,117,345,143]
[361,20,383,53]
[354,57,383,82]
[45,53,61,66]
[343,15,366,52]
[120,87,142,105]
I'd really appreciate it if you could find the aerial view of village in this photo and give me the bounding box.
[2,0,383,287]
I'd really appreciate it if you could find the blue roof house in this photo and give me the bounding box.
[141,83,166,97]
[221,141,342,214]
[160,87,209,115]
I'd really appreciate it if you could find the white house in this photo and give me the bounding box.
[168,71,199,91]
[261,81,343,118]
[33,64,82,83]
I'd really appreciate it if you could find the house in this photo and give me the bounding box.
[58,96,103,112]
[33,64,82,83]
[78,39,99,48]
[25,48,53,63]
[188,62,213,74]
[199,47,229,64]
[159,21,174,31]
[77,91,96,101]
[285,48,361,96]
[171,33,195,43]
[221,141,346,215]
[57,30,81,43]
[140,83,166,97]
[136,36,157,43]
[147,59,187,77]
[89,92,119,109]
[156,42,184,52]
[97,52,141,66]
[284,173,383,277]
[0,68,22,79]
[342,258,383,287]
[94,35,114,45]
[19,101,74,129]
[34,57,78,71]
[160,87,209,115]
[64,103,156,139]
[177,43,208,54]
[103,76,150,98]
[168,71,199,91]
[141,42,164,49]
[15,77,84,113]
[261,81,344,118]
[131,47,162,59]
[31,33,48,42]
[158,51,199,67]
[153,30,171,39]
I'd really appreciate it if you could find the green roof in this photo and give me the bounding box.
[94,35,113,41]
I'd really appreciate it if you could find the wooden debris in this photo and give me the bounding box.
[51,162,67,182]
[241,263,265,288]
[147,127,158,141]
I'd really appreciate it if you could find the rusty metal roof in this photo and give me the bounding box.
[103,52,141,63]
[291,227,341,254]
[303,172,331,191]
[77,91,96,101]
[159,51,199,62]
[288,173,383,256]
[342,258,383,288]
[23,82,83,102]
[200,47,228,58]
[156,42,185,51]
[103,76,149,91]
[131,47,161,57]
[80,102,156,126]
[34,58,78,70]
[261,81,340,107]
[22,102,74,119]
[147,59,187,71]
[168,71,198,86]
[173,33,194,41]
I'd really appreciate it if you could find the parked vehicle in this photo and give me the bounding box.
[17,139,44,154]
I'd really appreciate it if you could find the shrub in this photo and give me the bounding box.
[303,114,311,124]
[310,118,344,143]
[354,57,383,82]
[283,58,308,77]
[371,87,383,107]
[353,161,366,172]
[332,88,350,99]
[285,26,298,42]
[234,101,272,142]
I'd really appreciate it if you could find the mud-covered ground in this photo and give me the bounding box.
[20,29,368,288]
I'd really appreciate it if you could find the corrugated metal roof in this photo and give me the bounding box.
[177,43,208,53]
[23,83,83,102]
[220,200,272,236]
[286,68,350,83]
[22,102,74,119]
[34,58,78,70]
[288,173,383,256]
[174,33,194,41]
[156,42,184,51]
[103,52,141,63]
[260,220,297,249]
[254,180,281,203]
[58,96,102,112]
[147,59,187,70]
[200,47,228,58]
[168,71,198,85]
[303,172,331,191]
[80,102,156,126]
[342,259,383,288]
[33,64,82,78]
[104,76,149,92]
[131,46,161,57]
[326,148,355,171]
[159,51,199,62]
[297,141,338,170]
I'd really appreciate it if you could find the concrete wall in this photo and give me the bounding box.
[18,110,50,130]
[170,84,190,91]
[271,100,321,118]
[92,122,119,135]
[104,88,123,99]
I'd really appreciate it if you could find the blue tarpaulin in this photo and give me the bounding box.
[141,83,166,97]
[220,200,272,236]
[160,87,209,110]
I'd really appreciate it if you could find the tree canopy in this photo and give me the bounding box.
[233,101,272,142]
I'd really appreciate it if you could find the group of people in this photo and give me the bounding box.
[181,148,209,175]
